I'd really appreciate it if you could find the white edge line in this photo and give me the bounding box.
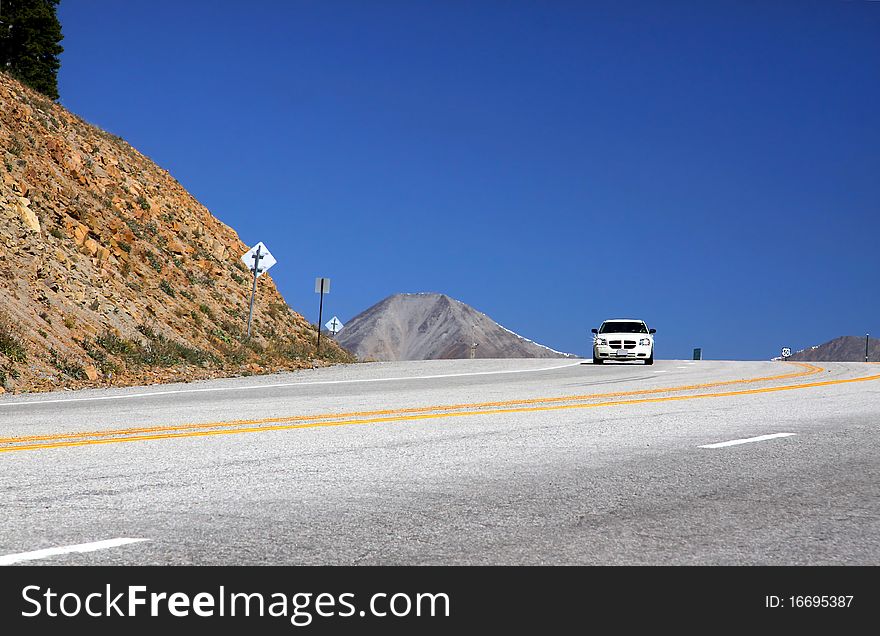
[698,433,797,449]
[0,362,584,408]
[0,538,148,566]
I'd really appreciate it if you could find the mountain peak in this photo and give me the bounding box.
[334,292,574,361]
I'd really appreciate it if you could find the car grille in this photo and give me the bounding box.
[609,340,637,349]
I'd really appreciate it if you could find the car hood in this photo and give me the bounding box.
[596,332,652,340]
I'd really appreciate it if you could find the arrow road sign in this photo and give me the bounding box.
[325,316,343,335]
[241,242,277,277]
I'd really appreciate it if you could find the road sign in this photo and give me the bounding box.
[325,316,343,335]
[241,242,277,277]
[241,242,278,338]
[781,347,791,359]
[315,277,331,355]
[693,348,702,360]
[315,277,331,294]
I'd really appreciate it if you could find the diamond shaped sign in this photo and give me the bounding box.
[325,316,344,334]
[241,242,277,278]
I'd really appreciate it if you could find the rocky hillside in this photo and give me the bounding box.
[334,293,574,361]
[0,72,351,394]
[786,335,879,362]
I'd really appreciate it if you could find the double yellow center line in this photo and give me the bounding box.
[2,362,877,454]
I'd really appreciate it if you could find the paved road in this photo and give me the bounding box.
[1,358,878,565]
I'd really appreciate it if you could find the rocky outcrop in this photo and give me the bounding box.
[0,72,352,393]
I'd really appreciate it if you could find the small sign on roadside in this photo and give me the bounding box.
[781,347,791,360]
[241,241,278,338]
[241,242,277,277]
[315,277,331,294]
[326,316,343,335]
[315,277,331,354]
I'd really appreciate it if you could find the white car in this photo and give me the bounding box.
[591,319,655,365]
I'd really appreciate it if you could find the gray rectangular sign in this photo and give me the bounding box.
[315,277,331,294]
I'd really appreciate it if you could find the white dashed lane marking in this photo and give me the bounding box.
[698,433,796,449]
[0,538,148,565]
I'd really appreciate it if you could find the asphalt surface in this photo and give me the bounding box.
[1,358,879,565]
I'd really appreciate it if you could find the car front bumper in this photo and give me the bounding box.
[593,344,653,359]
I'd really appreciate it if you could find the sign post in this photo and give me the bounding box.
[781,347,791,361]
[240,242,277,338]
[693,347,702,361]
[315,277,331,355]
[867,334,871,363]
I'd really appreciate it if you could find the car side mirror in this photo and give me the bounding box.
[649,328,656,334]
[591,328,598,334]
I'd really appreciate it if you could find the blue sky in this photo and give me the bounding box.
[56,1,879,360]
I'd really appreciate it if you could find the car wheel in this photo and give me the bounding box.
[645,352,654,365]
[593,356,604,365]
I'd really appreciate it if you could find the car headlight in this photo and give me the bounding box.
[639,338,651,346]
[596,337,607,345]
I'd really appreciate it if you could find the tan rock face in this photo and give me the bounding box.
[83,237,100,257]
[16,197,40,233]
[0,72,353,393]
[165,237,190,255]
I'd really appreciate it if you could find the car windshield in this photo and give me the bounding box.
[600,322,648,334]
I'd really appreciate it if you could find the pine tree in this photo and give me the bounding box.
[0,0,64,100]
